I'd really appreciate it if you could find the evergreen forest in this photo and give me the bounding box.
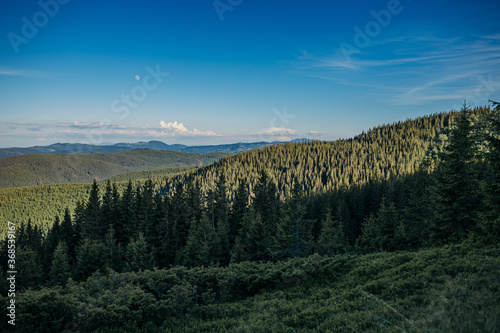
[1,103,499,332]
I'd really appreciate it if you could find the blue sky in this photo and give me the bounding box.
[0,0,499,147]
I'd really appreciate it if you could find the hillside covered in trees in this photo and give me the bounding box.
[1,104,499,332]
[0,149,228,189]
[1,107,492,233]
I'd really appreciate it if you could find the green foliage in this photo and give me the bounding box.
[50,242,71,286]
[0,149,228,189]
[430,104,481,243]
[6,245,499,332]
[356,198,400,253]
[125,232,156,272]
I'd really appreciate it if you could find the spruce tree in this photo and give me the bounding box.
[125,232,156,272]
[273,182,313,259]
[83,179,103,240]
[229,179,248,244]
[318,210,350,255]
[480,102,500,241]
[50,242,71,286]
[431,104,480,242]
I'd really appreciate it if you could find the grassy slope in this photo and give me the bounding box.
[0,149,228,189]
[8,244,499,332]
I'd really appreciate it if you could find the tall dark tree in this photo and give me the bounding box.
[125,232,156,272]
[117,180,135,245]
[273,182,313,259]
[49,242,71,286]
[229,179,248,243]
[214,172,231,264]
[480,101,500,241]
[318,210,350,255]
[82,179,103,240]
[431,103,480,242]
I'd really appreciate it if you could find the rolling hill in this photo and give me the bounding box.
[0,149,228,189]
[0,107,493,235]
[0,140,285,159]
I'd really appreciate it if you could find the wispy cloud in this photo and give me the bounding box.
[307,130,323,136]
[250,127,295,136]
[295,34,500,105]
[0,120,221,143]
[0,68,45,78]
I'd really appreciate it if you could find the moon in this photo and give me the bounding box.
[134,75,140,80]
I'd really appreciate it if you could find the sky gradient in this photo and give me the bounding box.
[1,0,499,147]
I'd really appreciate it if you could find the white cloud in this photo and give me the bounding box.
[157,120,219,137]
[307,130,322,136]
[251,127,295,136]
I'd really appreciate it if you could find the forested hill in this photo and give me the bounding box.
[0,149,228,189]
[0,107,492,231]
[164,107,492,198]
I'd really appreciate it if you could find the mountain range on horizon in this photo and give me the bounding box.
[0,139,312,159]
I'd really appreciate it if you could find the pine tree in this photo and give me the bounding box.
[229,179,248,244]
[83,179,103,240]
[231,208,271,262]
[43,216,61,278]
[16,246,43,291]
[179,213,219,267]
[117,180,134,245]
[60,207,75,260]
[480,102,500,241]
[318,210,350,255]
[273,182,313,259]
[74,238,106,281]
[214,172,231,264]
[125,232,156,272]
[50,242,71,286]
[103,226,123,272]
[356,198,399,253]
[431,104,480,242]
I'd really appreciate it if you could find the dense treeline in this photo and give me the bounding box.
[0,149,227,189]
[164,106,492,199]
[0,107,491,236]
[2,104,499,332]
[3,104,498,286]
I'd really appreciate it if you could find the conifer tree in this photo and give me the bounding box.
[214,172,231,263]
[74,238,106,281]
[480,101,500,241]
[16,246,43,290]
[318,210,350,255]
[103,226,123,272]
[117,180,134,245]
[125,232,156,272]
[83,179,103,240]
[179,213,219,267]
[229,179,248,243]
[60,207,75,260]
[431,104,480,242]
[356,198,399,253]
[273,182,313,259]
[50,242,71,286]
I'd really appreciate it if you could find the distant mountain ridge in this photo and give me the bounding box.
[0,139,311,159]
